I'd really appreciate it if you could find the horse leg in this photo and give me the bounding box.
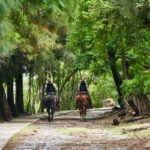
[47,108,50,122]
[83,107,86,121]
[51,108,54,121]
[50,108,52,121]
[81,109,84,121]
[82,109,85,121]
[79,109,82,121]
[50,107,54,121]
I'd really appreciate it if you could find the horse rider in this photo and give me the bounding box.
[46,79,56,95]
[79,79,93,108]
[45,79,59,110]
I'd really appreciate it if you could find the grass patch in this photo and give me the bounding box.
[126,128,150,138]
[109,122,150,138]
[8,124,38,143]
[109,122,137,133]
[58,127,90,135]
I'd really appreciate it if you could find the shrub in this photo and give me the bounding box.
[121,74,150,96]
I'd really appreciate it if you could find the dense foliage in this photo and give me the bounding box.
[67,0,150,105]
[0,0,149,120]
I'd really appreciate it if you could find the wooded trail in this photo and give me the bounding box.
[4,109,150,150]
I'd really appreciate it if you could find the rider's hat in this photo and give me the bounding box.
[47,78,51,82]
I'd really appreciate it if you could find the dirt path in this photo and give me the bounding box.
[4,109,150,150]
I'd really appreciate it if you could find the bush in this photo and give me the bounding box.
[90,75,118,108]
[121,74,150,96]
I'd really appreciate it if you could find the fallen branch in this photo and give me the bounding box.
[122,123,150,133]
[97,109,121,119]
[123,116,150,123]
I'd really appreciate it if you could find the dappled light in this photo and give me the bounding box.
[0,0,149,149]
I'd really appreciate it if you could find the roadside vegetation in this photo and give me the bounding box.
[0,0,149,120]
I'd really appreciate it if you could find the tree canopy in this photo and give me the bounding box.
[0,0,149,120]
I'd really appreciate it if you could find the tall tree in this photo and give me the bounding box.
[0,0,18,120]
[67,0,150,111]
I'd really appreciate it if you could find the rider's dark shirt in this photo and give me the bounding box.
[79,81,88,92]
[46,82,56,94]
[79,81,92,107]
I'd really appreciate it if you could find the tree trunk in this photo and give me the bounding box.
[27,74,32,114]
[0,82,12,120]
[32,82,38,114]
[127,95,150,116]
[39,83,45,113]
[71,75,75,101]
[15,73,24,114]
[107,49,124,108]
[7,77,16,117]
[58,68,78,100]
[57,66,60,94]
[0,83,3,120]
[122,50,128,80]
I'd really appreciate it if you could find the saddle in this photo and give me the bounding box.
[46,93,59,111]
[47,92,55,95]
[79,91,88,95]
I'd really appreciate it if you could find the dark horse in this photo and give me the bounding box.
[43,93,58,122]
[76,93,89,121]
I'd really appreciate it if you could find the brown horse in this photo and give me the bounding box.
[76,93,89,121]
[43,93,58,122]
